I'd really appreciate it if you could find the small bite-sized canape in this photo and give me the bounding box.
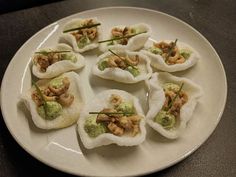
[59,18,101,53]
[142,39,200,72]
[99,23,151,52]
[146,72,203,139]
[77,89,146,149]
[92,49,152,83]
[32,43,85,79]
[22,72,85,129]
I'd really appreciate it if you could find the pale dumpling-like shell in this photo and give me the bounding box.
[22,72,85,130]
[58,17,101,53]
[92,50,152,83]
[142,40,200,72]
[32,43,85,79]
[146,72,203,139]
[99,23,151,52]
[77,89,146,149]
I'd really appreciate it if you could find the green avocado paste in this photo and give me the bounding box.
[84,115,107,138]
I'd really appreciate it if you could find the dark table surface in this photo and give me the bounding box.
[0,0,236,176]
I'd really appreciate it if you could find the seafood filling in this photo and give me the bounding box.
[108,26,146,45]
[154,83,188,129]
[70,19,99,48]
[84,94,142,138]
[33,51,77,72]
[31,77,74,120]
[148,41,192,65]
[98,52,140,77]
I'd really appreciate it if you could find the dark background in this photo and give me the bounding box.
[0,0,236,177]
[0,0,63,14]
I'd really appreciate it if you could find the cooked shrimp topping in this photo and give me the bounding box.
[148,40,192,65]
[110,26,136,45]
[34,53,62,72]
[70,19,98,48]
[154,83,188,129]
[155,41,185,65]
[98,52,140,77]
[33,50,76,72]
[31,77,74,108]
[163,88,188,117]
[88,94,142,137]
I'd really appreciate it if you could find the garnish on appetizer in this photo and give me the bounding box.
[97,49,140,77]
[84,94,142,138]
[99,24,147,46]
[99,31,146,45]
[64,19,100,49]
[31,77,74,120]
[33,50,77,72]
[147,39,192,65]
[154,83,188,129]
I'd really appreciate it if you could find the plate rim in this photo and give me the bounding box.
[0,6,228,176]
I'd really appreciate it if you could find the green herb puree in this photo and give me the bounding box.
[148,47,163,55]
[180,49,192,59]
[116,102,134,113]
[49,77,64,89]
[98,59,108,71]
[37,101,62,120]
[154,110,176,129]
[126,66,140,77]
[61,53,77,63]
[77,36,90,49]
[163,83,180,92]
[84,115,107,138]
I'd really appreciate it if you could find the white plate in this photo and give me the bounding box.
[0,7,227,176]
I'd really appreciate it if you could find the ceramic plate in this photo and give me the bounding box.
[0,7,227,176]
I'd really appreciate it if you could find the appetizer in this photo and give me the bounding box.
[22,72,85,129]
[146,73,203,139]
[32,43,85,79]
[142,39,200,72]
[59,18,101,53]
[77,89,146,149]
[92,49,152,83]
[99,23,151,52]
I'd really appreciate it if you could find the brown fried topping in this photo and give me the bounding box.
[31,77,74,108]
[154,41,186,65]
[163,89,188,118]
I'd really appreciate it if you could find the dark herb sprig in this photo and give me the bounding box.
[89,112,134,116]
[165,39,178,62]
[108,49,124,60]
[32,81,48,118]
[166,83,184,111]
[35,50,71,55]
[98,31,147,43]
[108,49,136,69]
[63,23,101,33]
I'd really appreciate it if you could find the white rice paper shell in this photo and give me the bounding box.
[92,50,153,83]
[146,72,203,139]
[99,23,151,52]
[22,72,86,130]
[77,89,146,149]
[142,40,200,72]
[32,43,85,79]
[58,17,100,53]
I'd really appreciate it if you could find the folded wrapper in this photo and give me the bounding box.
[92,49,152,83]
[142,40,200,72]
[77,89,146,149]
[21,72,85,129]
[58,17,101,53]
[145,72,203,139]
[99,23,151,52]
[32,43,85,79]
